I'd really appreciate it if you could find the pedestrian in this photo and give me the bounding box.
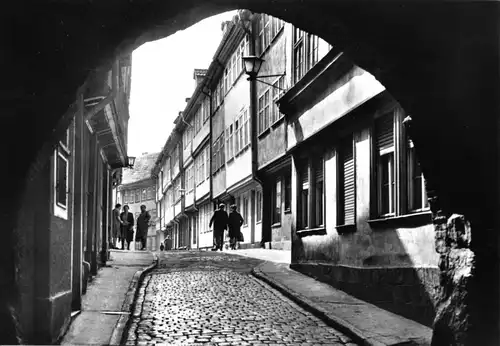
[209,203,228,251]
[160,243,165,251]
[228,204,244,250]
[111,203,122,249]
[120,205,134,250]
[136,205,151,250]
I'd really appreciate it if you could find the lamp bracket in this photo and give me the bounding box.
[252,77,287,91]
[255,73,286,79]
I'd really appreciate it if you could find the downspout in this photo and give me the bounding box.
[84,60,119,123]
[249,18,263,189]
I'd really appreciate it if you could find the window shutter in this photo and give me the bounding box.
[315,160,324,182]
[342,138,355,224]
[375,114,394,152]
[301,164,309,190]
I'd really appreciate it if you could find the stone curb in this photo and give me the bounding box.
[251,263,383,346]
[108,252,159,346]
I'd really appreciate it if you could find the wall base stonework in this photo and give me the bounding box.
[34,291,72,344]
[290,263,439,327]
[265,241,291,251]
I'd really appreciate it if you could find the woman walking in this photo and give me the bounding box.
[120,205,135,250]
[228,204,244,250]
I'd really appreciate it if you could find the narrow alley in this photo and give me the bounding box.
[3,3,498,345]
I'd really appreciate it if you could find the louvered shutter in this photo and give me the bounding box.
[376,114,394,152]
[315,160,324,183]
[301,163,309,190]
[342,138,355,224]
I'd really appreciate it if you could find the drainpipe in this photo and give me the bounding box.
[207,90,214,204]
[84,60,119,123]
[249,19,263,189]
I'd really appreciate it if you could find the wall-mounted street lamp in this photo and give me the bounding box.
[126,156,136,168]
[242,56,286,90]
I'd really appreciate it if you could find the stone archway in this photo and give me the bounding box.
[1,1,498,345]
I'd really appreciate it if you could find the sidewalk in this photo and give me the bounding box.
[61,250,158,346]
[252,261,432,346]
[228,248,292,264]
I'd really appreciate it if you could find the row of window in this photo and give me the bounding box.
[293,28,321,84]
[225,108,250,161]
[123,187,155,204]
[185,164,195,192]
[195,145,210,186]
[212,132,225,173]
[295,109,428,231]
[193,100,210,136]
[258,14,284,55]
[258,76,286,135]
[211,35,250,110]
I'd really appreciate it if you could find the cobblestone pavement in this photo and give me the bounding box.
[123,251,358,346]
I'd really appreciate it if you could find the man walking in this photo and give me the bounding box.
[136,204,151,250]
[228,204,244,250]
[209,203,228,251]
[111,204,122,249]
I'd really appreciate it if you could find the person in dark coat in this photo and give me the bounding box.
[120,205,134,250]
[209,203,229,251]
[228,204,244,250]
[136,204,151,250]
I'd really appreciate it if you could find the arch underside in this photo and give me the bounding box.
[1,1,498,344]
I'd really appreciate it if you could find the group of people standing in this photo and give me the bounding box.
[111,204,151,251]
[209,203,244,251]
[108,202,242,252]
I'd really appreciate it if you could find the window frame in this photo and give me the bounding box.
[272,177,282,226]
[258,89,271,135]
[256,189,263,223]
[292,27,320,85]
[54,148,69,219]
[370,107,430,221]
[297,155,325,231]
[271,76,286,125]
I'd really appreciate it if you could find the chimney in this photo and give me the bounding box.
[185,97,191,103]
[193,69,208,88]
[221,20,232,36]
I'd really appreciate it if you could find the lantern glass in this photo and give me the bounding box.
[242,56,264,78]
[127,156,136,167]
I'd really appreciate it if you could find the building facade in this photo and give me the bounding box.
[15,55,132,343]
[150,10,436,326]
[116,152,160,250]
[277,41,437,326]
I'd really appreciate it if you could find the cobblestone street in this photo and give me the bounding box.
[123,251,358,345]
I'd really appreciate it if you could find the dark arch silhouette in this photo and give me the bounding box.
[1,1,498,345]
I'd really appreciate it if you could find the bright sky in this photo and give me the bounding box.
[128,10,238,157]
